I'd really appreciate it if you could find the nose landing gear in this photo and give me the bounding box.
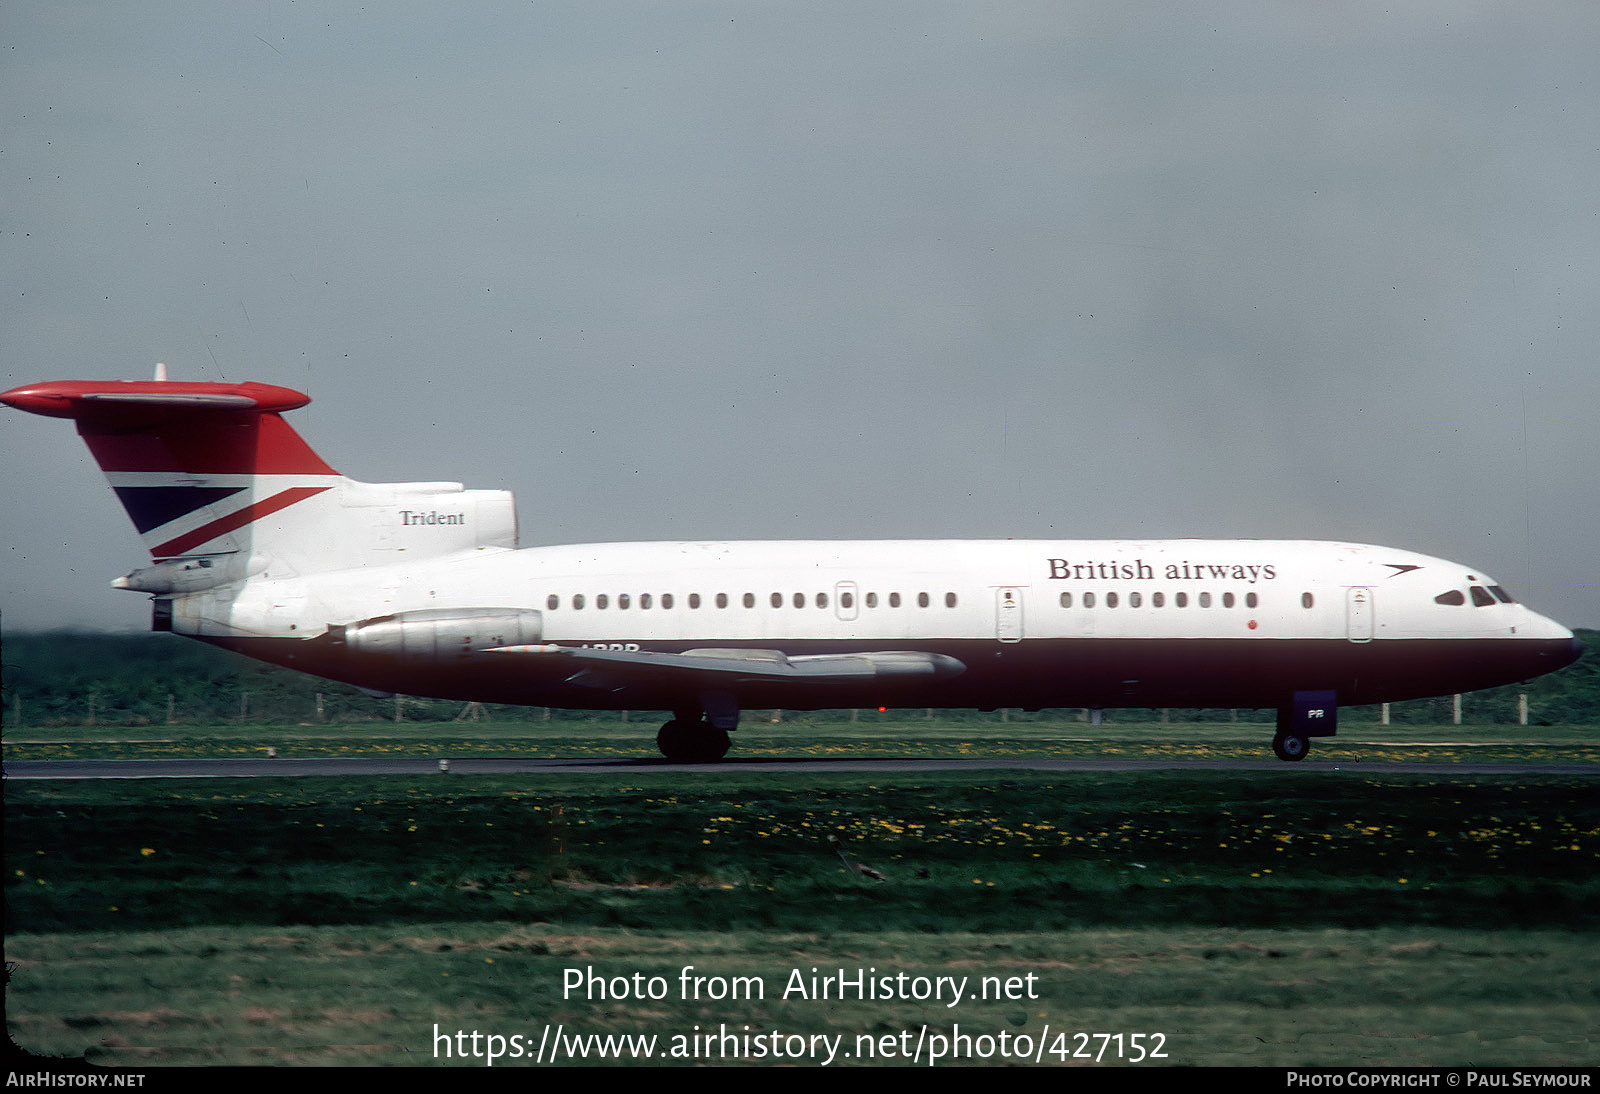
[1273,689,1337,762]
[1272,733,1310,762]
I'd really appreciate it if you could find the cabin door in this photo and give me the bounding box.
[1346,586,1374,643]
[996,587,1024,643]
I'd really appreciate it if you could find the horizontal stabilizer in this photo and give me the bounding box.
[1,379,312,420]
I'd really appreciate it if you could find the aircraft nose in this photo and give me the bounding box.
[1533,630,1584,673]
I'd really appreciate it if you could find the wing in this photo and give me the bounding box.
[485,644,965,693]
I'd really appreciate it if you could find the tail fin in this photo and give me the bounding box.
[3,375,517,593]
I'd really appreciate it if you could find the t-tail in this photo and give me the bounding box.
[2,370,518,628]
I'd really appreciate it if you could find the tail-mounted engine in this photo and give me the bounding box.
[328,608,542,661]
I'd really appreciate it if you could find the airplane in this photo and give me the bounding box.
[2,370,1582,763]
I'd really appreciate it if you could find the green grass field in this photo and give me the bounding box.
[5,720,1598,1066]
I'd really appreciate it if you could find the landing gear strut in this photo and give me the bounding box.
[656,718,731,763]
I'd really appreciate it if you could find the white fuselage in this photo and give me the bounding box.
[208,538,1568,644]
[190,537,1577,714]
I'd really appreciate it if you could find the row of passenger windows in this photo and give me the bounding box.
[1059,590,1272,609]
[544,589,1309,611]
[543,585,1516,615]
[546,591,961,611]
[1435,585,1516,607]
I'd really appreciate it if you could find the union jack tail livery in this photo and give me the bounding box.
[2,370,517,602]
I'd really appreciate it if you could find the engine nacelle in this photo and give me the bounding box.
[114,553,263,595]
[329,608,543,660]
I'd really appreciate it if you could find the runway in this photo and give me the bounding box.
[7,756,1598,779]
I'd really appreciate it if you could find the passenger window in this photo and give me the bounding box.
[547,594,559,610]
[771,592,783,608]
[1059,591,1072,608]
[640,593,651,609]
[716,593,728,609]
[889,593,902,608]
[1084,592,1096,608]
[1222,592,1235,608]
[688,593,700,609]
[1301,593,1314,609]
[795,592,806,608]
[945,592,957,608]
[1175,592,1188,608]
[1199,592,1212,608]
[618,594,630,610]
[818,592,829,609]
[596,594,608,610]
[573,594,586,610]
[662,593,675,609]
[743,593,755,608]
[1435,590,1466,606]
[865,592,876,608]
[1129,591,1141,608]
[1152,591,1164,608]
[1246,592,1258,609]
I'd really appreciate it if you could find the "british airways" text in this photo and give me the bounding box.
[1047,558,1278,583]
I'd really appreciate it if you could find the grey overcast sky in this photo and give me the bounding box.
[3,2,1597,632]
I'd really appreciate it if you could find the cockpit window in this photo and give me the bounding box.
[1434,590,1465,606]
[1489,586,1516,604]
[1469,586,1496,607]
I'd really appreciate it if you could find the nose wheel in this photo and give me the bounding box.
[1272,733,1310,762]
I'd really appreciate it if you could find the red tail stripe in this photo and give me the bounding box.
[152,486,331,558]
[83,414,338,475]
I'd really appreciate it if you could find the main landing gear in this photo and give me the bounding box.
[657,695,739,762]
[656,718,731,763]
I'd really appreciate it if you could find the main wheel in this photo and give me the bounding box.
[657,719,730,763]
[657,719,693,761]
[1272,733,1310,762]
[691,724,730,762]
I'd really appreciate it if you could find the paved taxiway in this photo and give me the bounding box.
[7,757,1597,779]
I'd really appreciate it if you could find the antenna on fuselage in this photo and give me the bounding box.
[154,362,168,382]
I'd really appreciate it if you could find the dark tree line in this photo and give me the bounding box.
[3,630,1596,728]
